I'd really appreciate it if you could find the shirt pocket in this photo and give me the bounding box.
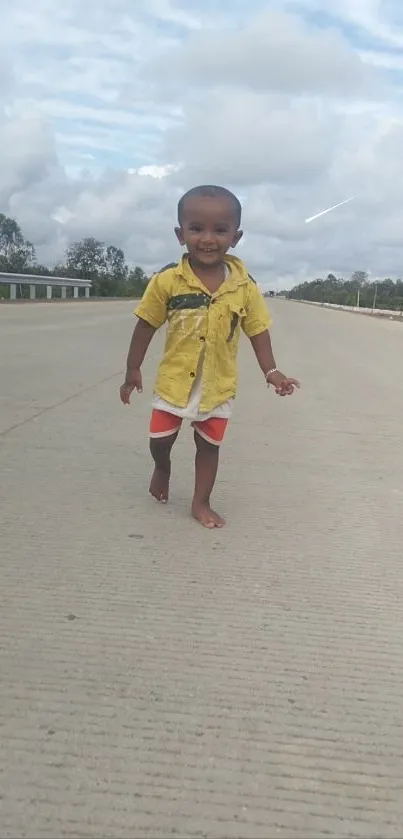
[226,304,245,343]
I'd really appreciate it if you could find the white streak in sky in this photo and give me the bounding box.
[305,194,359,224]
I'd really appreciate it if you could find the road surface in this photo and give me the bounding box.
[1,299,403,838]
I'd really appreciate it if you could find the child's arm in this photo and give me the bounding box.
[120,320,156,403]
[120,271,170,404]
[249,330,300,396]
[242,283,300,396]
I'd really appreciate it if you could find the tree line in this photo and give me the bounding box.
[0,213,148,299]
[286,271,403,311]
[3,212,403,309]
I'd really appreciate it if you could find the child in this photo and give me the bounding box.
[120,185,299,529]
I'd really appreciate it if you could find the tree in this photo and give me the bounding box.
[66,237,109,296]
[0,213,150,300]
[104,245,127,282]
[351,270,368,286]
[97,245,128,296]
[351,270,369,307]
[66,237,105,283]
[65,238,137,296]
[52,263,75,278]
[288,274,403,311]
[126,266,148,297]
[0,213,36,273]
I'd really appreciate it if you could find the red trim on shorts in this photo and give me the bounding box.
[192,416,228,446]
[149,409,182,438]
[149,409,228,446]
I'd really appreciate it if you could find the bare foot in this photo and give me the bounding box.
[192,499,225,528]
[149,467,170,503]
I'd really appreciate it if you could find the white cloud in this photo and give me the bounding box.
[163,90,339,186]
[153,9,378,96]
[51,206,75,225]
[0,0,403,286]
[134,164,179,178]
[147,0,202,29]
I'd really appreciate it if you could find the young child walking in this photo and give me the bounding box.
[120,185,299,528]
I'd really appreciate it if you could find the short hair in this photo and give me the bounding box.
[177,185,242,227]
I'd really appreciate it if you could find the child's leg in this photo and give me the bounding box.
[149,433,178,502]
[149,410,181,502]
[191,418,228,528]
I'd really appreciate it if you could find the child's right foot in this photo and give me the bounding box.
[192,499,225,529]
[149,467,170,503]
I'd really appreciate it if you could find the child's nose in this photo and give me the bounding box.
[200,231,215,244]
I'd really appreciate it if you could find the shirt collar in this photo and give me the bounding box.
[175,254,249,293]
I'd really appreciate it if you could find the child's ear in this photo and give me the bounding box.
[175,226,185,246]
[231,229,243,248]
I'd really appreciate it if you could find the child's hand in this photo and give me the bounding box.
[267,370,300,396]
[120,369,143,404]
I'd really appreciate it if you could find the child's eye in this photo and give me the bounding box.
[216,228,228,234]
[189,225,202,232]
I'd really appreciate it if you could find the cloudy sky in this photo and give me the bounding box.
[1,0,403,287]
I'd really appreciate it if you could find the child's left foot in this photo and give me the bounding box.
[192,500,225,529]
[149,467,170,503]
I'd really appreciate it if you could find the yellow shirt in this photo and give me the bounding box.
[134,254,272,413]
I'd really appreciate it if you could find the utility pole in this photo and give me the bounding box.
[352,270,369,309]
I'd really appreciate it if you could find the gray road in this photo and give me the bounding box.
[1,299,403,839]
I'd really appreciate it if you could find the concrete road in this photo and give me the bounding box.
[1,299,403,839]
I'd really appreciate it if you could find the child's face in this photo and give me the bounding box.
[175,195,243,269]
